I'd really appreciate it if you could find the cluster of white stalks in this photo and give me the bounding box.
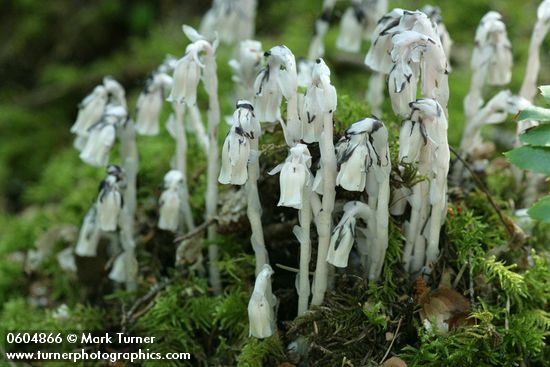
[64,0,550,343]
[70,77,139,289]
[454,2,550,203]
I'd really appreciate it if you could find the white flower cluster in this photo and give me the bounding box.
[337,0,388,53]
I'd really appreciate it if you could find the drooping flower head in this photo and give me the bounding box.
[75,205,102,257]
[365,8,405,73]
[269,143,312,210]
[229,40,264,97]
[168,26,218,106]
[71,85,108,136]
[158,170,185,232]
[301,58,337,143]
[200,0,257,44]
[254,45,297,123]
[421,5,453,63]
[96,165,125,232]
[337,0,388,52]
[336,118,383,191]
[248,264,276,338]
[79,104,127,167]
[326,201,373,267]
[472,11,512,86]
[136,72,173,136]
[218,102,257,185]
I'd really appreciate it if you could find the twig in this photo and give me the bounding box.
[173,218,216,243]
[449,146,514,237]
[379,317,403,364]
[122,278,174,330]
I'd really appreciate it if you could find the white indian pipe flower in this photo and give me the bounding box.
[79,105,126,167]
[219,122,252,185]
[167,49,202,106]
[158,170,184,232]
[96,165,124,232]
[326,201,373,267]
[219,101,258,185]
[421,5,453,63]
[248,264,276,338]
[200,0,257,44]
[71,85,108,136]
[307,0,336,60]
[301,58,337,143]
[365,8,405,73]
[269,144,312,210]
[337,3,366,53]
[108,249,138,284]
[254,52,283,123]
[336,118,384,191]
[103,76,126,108]
[136,72,172,136]
[57,247,77,273]
[472,11,512,86]
[229,40,263,97]
[75,205,102,257]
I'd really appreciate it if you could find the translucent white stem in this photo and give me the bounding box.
[296,188,311,316]
[519,21,550,104]
[173,102,195,231]
[311,110,336,306]
[188,104,210,154]
[307,0,336,60]
[204,53,222,295]
[246,139,268,275]
[118,119,139,290]
[366,72,385,117]
[369,176,390,280]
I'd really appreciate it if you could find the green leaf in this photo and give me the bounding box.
[505,146,550,175]
[539,85,550,106]
[528,195,550,223]
[517,106,550,121]
[519,124,550,146]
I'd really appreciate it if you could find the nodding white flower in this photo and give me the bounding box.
[158,170,184,232]
[167,50,202,106]
[337,0,388,52]
[389,31,431,117]
[326,201,373,267]
[75,205,102,257]
[254,45,297,125]
[472,11,512,86]
[108,249,138,284]
[219,124,252,185]
[57,247,77,273]
[336,118,385,191]
[71,85,108,136]
[337,3,365,52]
[229,40,264,95]
[538,0,550,20]
[269,144,312,210]
[219,101,259,185]
[103,76,126,108]
[136,72,172,136]
[79,105,126,167]
[200,0,257,43]
[301,58,337,143]
[365,8,405,73]
[421,5,453,62]
[97,165,124,232]
[248,264,276,338]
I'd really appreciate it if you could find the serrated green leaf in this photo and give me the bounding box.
[528,195,550,223]
[517,106,550,121]
[539,85,550,106]
[519,124,550,146]
[505,146,550,175]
